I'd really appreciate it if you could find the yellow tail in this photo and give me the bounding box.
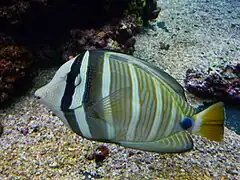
[192,102,225,142]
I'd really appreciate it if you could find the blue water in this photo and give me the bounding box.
[197,104,240,134]
[224,105,240,134]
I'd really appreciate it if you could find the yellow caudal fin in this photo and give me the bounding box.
[192,102,225,142]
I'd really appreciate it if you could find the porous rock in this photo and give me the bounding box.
[60,15,140,61]
[0,36,35,106]
[185,61,240,106]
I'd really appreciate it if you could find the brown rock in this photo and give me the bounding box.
[0,43,35,106]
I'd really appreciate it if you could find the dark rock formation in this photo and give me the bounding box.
[185,61,240,106]
[1,0,133,66]
[0,0,160,106]
[0,35,35,106]
[61,15,139,62]
[0,121,3,137]
[1,0,160,66]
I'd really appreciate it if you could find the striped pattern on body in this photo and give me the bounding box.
[101,53,191,142]
[61,50,195,142]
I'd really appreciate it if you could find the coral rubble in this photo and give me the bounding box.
[61,15,139,61]
[126,0,160,26]
[0,34,35,106]
[185,61,240,106]
[86,144,110,163]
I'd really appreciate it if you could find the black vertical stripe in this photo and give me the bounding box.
[64,111,83,136]
[60,52,85,135]
[61,53,85,111]
[82,50,104,104]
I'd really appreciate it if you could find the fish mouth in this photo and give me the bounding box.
[34,88,42,100]
[34,88,62,110]
[34,94,41,100]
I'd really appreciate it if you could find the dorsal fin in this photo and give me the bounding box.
[135,61,187,101]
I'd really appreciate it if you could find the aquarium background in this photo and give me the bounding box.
[0,0,239,179]
[225,105,240,134]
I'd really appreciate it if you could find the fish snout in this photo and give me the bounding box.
[34,94,41,100]
[34,89,43,100]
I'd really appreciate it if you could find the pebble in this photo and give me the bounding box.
[7,114,15,120]
[19,126,29,136]
[231,170,239,175]
[122,154,128,159]
[29,123,40,133]
[94,145,109,163]
[49,162,59,168]
[3,129,11,135]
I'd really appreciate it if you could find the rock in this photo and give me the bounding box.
[48,162,59,168]
[1,0,148,67]
[159,42,170,50]
[128,150,135,157]
[60,15,140,62]
[0,34,15,46]
[30,124,40,133]
[95,145,110,163]
[0,40,35,106]
[18,125,29,136]
[0,1,30,28]
[78,170,103,179]
[185,61,240,106]
[0,122,3,137]
[87,144,110,164]
[127,0,160,26]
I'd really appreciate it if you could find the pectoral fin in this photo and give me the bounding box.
[87,87,132,121]
[85,87,133,140]
[118,131,193,153]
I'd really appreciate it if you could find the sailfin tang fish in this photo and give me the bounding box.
[35,49,225,153]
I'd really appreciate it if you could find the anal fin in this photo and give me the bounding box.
[118,131,193,153]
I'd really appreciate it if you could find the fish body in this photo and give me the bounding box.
[35,49,225,153]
